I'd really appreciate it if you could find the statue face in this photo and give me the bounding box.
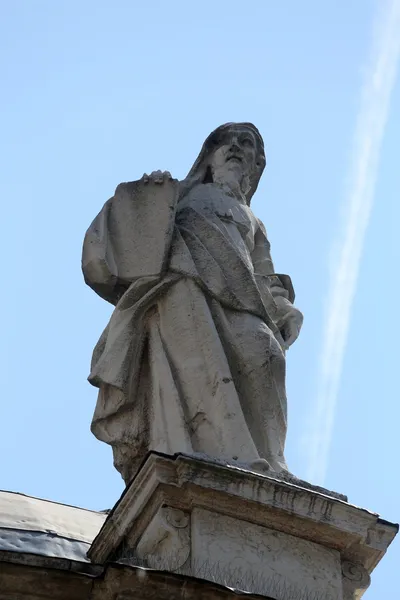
[209,127,259,187]
[181,123,265,204]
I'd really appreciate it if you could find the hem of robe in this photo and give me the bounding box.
[89,277,288,479]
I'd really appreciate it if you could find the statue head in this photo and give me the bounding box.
[181,123,266,204]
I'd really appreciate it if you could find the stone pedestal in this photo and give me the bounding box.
[88,453,398,600]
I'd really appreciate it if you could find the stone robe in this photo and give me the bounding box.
[83,179,296,483]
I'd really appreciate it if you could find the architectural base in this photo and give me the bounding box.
[89,452,398,600]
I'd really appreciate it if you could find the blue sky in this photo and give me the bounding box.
[0,1,398,597]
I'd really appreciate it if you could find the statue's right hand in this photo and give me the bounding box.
[142,170,173,184]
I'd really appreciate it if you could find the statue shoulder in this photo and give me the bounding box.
[114,180,141,198]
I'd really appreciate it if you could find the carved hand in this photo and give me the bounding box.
[279,306,303,349]
[142,170,173,184]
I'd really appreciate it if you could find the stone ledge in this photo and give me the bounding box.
[87,452,398,599]
[89,452,397,570]
[178,452,348,501]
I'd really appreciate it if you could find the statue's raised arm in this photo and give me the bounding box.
[83,123,303,485]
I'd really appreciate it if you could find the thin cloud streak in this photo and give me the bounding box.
[306,0,400,484]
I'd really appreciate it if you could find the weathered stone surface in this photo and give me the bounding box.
[341,561,371,600]
[0,554,276,600]
[82,123,303,484]
[92,564,277,600]
[135,506,190,571]
[191,507,342,599]
[0,559,93,600]
[88,453,398,599]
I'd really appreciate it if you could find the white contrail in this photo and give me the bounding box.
[305,0,400,484]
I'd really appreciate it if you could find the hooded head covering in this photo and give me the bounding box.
[180,122,266,205]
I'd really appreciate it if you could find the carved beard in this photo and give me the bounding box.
[204,162,252,198]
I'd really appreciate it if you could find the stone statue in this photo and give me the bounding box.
[82,123,303,484]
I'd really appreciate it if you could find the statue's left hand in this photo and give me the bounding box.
[279,307,303,349]
[142,170,173,184]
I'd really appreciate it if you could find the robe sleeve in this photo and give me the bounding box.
[251,219,296,327]
[82,178,179,305]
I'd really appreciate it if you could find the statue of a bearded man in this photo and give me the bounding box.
[82,123,303,484]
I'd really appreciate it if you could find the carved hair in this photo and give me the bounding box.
[179,122,266,205]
